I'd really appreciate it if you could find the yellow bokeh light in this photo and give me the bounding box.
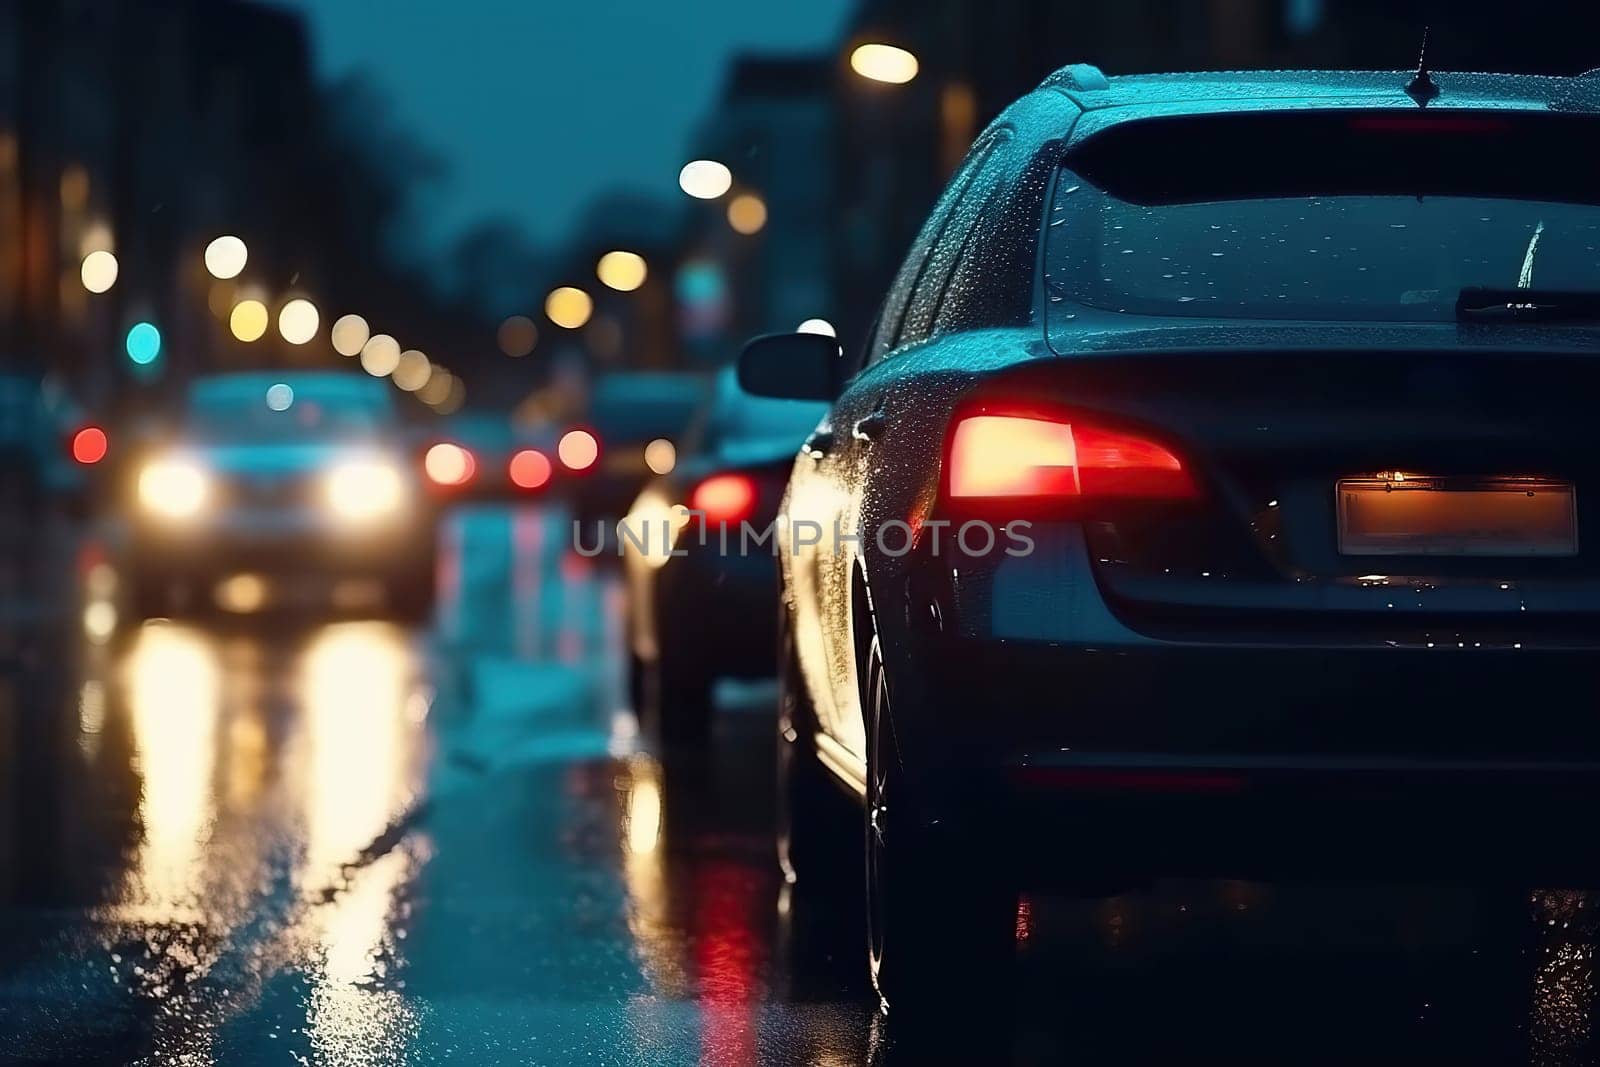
[850,43,919,84]
[230,299,269,342]
[726,193,767,235]
[359,334,401,377]
[392,349,431,392]
[417,369,452,406]
[80,249,118,293]
[278,298,320,345]
[678,159,732,200]
[331,314,370,357]
[596,250,648,292]
[204,235,248,280]
[644,438,676,476]
[545,286,593,330]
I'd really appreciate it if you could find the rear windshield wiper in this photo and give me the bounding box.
[1456,287,1600,322]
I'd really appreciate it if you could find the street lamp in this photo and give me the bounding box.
[204,235,248,280]
[596,250,647,292]
[331,314,370,357]
[80,250,118,293]
[230,299,269,342]
[278,298,319,345]
[545,286,593,329]
[727,193,767,235]
[678,159,732,200]
[359,334,401,377]
[850,43,919,84]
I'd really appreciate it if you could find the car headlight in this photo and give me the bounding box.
[138,459,211,519]
[323,459,406,522]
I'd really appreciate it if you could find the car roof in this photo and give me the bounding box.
[1016,66,1600,146]
[187,371,389,406]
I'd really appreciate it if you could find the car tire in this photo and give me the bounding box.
[863,634,1016,1021]
[644,646,711,746]
[777,605,852,890]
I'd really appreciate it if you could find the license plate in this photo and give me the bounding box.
[1336,476,1577,556]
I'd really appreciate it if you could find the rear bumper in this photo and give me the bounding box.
[656,543,778,676]
[882,522,1600,878]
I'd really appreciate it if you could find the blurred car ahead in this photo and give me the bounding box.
[621,367,827,741]
[118,372,436,620]
[570,371,707,537]
[743,65,1600,1018]
[422,411,559,502]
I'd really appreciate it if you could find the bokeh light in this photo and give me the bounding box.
[678,159,732,200]
[230,299,269,342]
[266,383,294,411]
[80,249,118,293]
[497,315,537,357]
[850,43,919,84]
[797,318,836,337]
[204,235,248,280]
[417,369,453,407]
[392,349,431,392]
[644,438,676,476]
[424,443,475,486]
[727,194,767,235]
[557,429,599,471]
[71,426,108,465]
[435,377,466,415]
[278,298,319,345]
[596,250,647,292]
[545,287,593,330]
[509,449,553,490]
[359,334,401,377]
[331,314,370,357]
[126,322,161,365]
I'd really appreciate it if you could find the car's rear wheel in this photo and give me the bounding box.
[644,641,711,746]
[864,634,1016,1021]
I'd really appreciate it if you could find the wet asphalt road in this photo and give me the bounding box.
[3,505,1600,1064]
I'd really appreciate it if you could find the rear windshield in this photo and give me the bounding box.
[1046,112,1600,324]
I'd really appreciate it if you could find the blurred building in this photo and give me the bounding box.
[675,55,836,366]
[0,0,326,408]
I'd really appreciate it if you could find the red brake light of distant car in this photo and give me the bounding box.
[691,473,757,524]
[424,442,476,487]
[509,448,552,490]
[70,426,108,465]
[946,414,1196,501]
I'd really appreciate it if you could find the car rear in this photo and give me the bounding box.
[895,104,1600,880]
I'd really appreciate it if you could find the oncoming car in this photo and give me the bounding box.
[741,64,1600,1017]
[621,367,827,742]
[119,372,436,619]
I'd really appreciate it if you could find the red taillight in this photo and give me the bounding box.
[509,448,552,490]
[691,473,756,524]
[71,426,108,465]
[425,442,476,486]
[947,414,1196,501]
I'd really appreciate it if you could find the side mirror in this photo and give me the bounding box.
[737,332,841,401]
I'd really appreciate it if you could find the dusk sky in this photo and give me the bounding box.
[282,0,854,255]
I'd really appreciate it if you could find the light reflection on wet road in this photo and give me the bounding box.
[2,506,1600,1063]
